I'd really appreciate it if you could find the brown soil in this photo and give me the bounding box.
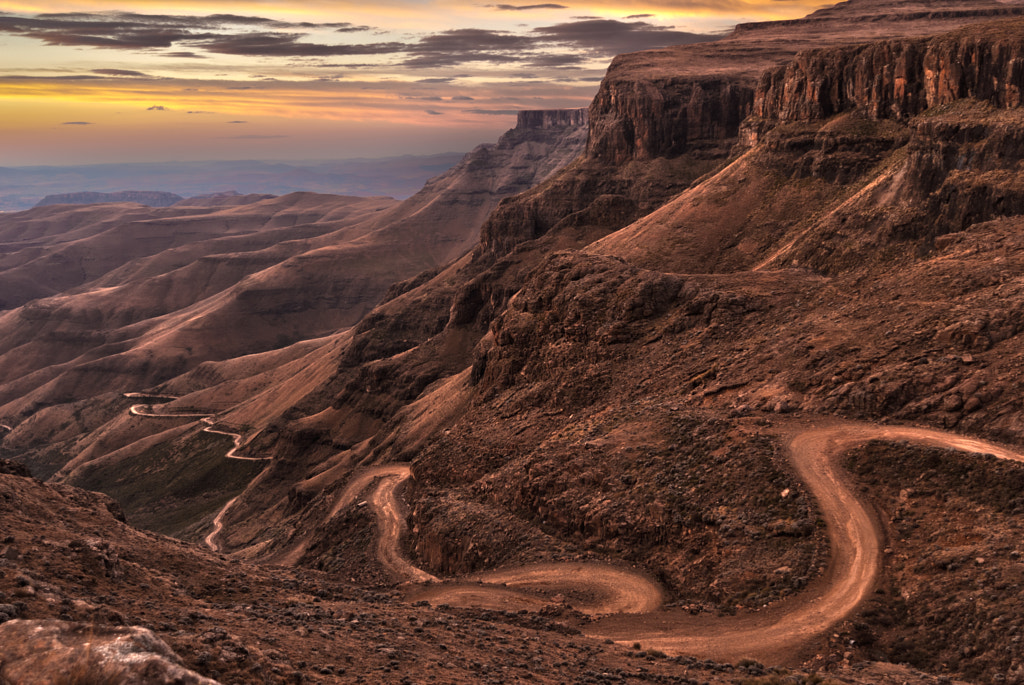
[2,464,954,684]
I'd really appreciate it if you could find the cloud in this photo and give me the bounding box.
[626,14,655,19]
[221,134,287,139]
[533,19,714,55]
[524,52,585,67]
[333,24,373,33]
[62,121,91,125]
[425,109,443,115]
[227,120,247,123]
[463,108,520,115]
[146,105,167,110]
[2,74,104,80]
[450,95,475,101]
[488,3,568,10]
[187,110,215,114]
[403,28,534,68]
[93,68,148,77]
[416,77,455,83]
[0,12,218,49]
[198,33,406,57]
[0,11,378,54]
[0,8,716,75]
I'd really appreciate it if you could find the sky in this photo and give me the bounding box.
[0,1,830,166]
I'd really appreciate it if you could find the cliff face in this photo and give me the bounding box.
[586,76,754,164]
[514,108,588,131]
[380,108,588,263]
[477,1,1024,261]
[754,20,1024,122]
[733,18,1024,258]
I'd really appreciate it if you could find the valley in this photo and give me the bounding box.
[4,1,1024,683]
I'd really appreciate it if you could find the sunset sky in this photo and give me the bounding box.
[1,0,829,165]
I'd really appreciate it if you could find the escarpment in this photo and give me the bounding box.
[754,20,1024,122]
[587,76,754,164]
[734,20,1024,265]
[477,1,1024,262]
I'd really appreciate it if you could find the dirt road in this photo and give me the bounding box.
[204,496,239,553]
[125,394,269,551]
[370,474,440,584]
[346,420,1023,664]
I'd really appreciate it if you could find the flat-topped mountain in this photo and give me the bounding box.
[34,190,185,208]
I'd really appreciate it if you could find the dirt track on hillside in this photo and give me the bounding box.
[204,496,239,553]
[126,394,269,552]
[348,420,1024,663]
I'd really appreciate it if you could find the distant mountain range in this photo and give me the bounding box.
[34,190,185,208]
[0,154,465,212]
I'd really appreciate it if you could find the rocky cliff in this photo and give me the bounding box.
[514,108,588,131]
[587,76,754,164]
[477,0,1024,261]
[724,18,1024,265]
[754,19,1024,122]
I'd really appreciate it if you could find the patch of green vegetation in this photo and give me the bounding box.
[71,430,264,537]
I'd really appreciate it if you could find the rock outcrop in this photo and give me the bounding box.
[754,19,1024,122]
[587,76,754,164]
[514,109,588,131]
[0,620,219,685]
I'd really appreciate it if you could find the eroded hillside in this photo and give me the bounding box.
[0,110,587,482]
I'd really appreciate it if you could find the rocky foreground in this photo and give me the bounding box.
[0,458,971,684]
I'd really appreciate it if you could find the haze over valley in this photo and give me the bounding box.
[0,155,466,213]
[5,1,1024,683]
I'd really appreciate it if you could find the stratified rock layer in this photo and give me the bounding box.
[754,20,1024,121]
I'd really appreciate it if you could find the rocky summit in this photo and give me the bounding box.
[4,1,1024,683]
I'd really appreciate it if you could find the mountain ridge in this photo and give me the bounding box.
[34,190,185,208]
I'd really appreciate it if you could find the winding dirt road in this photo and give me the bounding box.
[125,394,267,462]
[125,393,269,552]
[204,496,239,553]
[339,420,1024,664]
